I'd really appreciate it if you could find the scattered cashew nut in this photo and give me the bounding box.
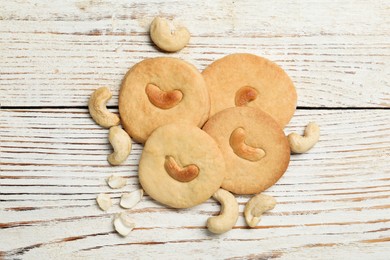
[207,189,239,234]
[96,193,112,211]
[114,212,135,237]
[288,122,320,154]
[230,127,265,161]
[244,193,276,228]
[106,175,127,189]
[235,86,258,106]
[120,189,143,209]
[88,87,120,128]
[145,83,183,109]
[107,126,132,165]
[164,156,199,182]
[150,16,190,52]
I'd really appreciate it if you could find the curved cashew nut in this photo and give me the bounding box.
[244,193,276,228]
[288,122,320,154]
[88,87,120,128]
[145,83,183,109]
[164,156,199,182]
[235,86,258,106]
[150,16,190,52]
[107,126,132,165]
[207,189,239,234]
[230,127,265,161]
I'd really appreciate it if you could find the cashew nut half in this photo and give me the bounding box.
[244,194,276,228]
[150,16,190,52]
[88,87,120,128]
[114,212,135,237]
[106,175,127,189]
[96,193,112,211]
[120,189,143,209]
[230,127,265,161]
[207,189,239,234]
[164,156,199,182]
[107,126,132,165]
[288,122,320,154]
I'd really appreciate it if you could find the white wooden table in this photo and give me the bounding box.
[1,1,389,259]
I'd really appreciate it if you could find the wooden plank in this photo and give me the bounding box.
[1,108,389,258]
[1,0,389,107]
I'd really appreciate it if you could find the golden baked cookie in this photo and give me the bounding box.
[202,107,290,195]
[139,123,225,208]
[119,57,210,143]
[202,53,297,128]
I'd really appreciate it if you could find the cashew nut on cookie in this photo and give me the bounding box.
[150,16,190,52]
[164,156,199,182]
[288,122,320,154]
[207,189,239,234]
[145,83,183,109]
[230,127,265,161]
[88,87,120,128]
[244,193,276,228]
[235,86,258,106]
[107,126,132,165]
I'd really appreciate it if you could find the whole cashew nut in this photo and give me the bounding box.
[107,126,132,165]
[164,156,199,182]
[230,127,265,161]
[88,87,120,128]
[207,189,239,234]
[288,122,320,154]
[150,17,190,52]
[244,193,276,228]
[145,83,183,109]
[235,86,258,107]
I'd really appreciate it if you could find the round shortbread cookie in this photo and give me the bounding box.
[202,107,290,195]
[139,123,225,208]
[119,57,210,143]
[202,53,297,128]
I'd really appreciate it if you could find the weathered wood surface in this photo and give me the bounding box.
[1,0,390,259]
[1,109,389,259]
[0,0,389,107]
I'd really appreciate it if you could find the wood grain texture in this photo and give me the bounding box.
[1,109,389,259]
[1,0,390,259]
[1,0,389,107]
